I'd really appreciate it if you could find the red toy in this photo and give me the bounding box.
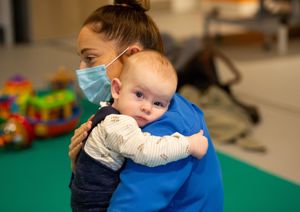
[0,114,34,149]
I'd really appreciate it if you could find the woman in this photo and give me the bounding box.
[70,0,223,211]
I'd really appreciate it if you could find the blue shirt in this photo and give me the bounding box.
[108,93,224,212]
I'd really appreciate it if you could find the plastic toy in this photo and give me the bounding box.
[27,89,80,137]
[0,114,34,149]
[1,75,33,115]
[0,95,18,118]
[2,75,33,95]
[48,67,76,90]
[0,71,81,149]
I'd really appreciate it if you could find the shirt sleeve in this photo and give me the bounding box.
[100,114,190,167]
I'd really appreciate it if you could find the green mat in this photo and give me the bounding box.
[218,152,300,212]
[1,100,299,212]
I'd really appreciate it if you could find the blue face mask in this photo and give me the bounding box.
[76,48,128,105]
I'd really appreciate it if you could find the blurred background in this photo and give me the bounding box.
[0,0,300,211]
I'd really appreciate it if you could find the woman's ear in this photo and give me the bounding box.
[111,78,122,100]
[126,44,143,56]
[119,44,142,64]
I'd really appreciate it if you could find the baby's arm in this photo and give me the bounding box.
[101,114,208,167]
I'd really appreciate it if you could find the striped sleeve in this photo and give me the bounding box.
[100,114,190,167]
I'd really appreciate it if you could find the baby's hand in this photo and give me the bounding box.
[188,130,208,159]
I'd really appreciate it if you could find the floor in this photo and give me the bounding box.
[214,45,300,184]
[1,6,300,185]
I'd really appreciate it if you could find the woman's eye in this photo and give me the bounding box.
[135,91,143,98]
[81,54,97,66]
[85,56,95,64]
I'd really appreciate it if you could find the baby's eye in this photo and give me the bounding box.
[154,101,164,107]
[135,91,144,98]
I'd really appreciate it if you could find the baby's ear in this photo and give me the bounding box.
[111,78,122,99]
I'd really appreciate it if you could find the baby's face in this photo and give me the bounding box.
[114,68,175,127]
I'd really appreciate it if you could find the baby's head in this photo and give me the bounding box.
[111,50,177,127]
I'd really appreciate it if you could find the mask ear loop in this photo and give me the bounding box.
[105,47,129,68]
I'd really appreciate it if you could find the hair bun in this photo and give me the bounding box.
[114,0,150,12]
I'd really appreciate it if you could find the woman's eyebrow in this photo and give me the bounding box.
[78,48,94,55]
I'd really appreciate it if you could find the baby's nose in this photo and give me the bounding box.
[141,102,152,115]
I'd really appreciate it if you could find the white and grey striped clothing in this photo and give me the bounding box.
[84,114,190,171]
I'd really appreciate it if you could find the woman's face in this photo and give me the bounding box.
[76,26,124,80]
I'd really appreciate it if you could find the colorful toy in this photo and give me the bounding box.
[2,75,33,95]
[0,95,18,118]
[1,75,33,115]
[0,76,34,149]
[27,89,80,137]
[0,114,34,149]
[47,67,76,90]
[0,70,81,149]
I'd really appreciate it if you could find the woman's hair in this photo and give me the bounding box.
[83,0,164,53]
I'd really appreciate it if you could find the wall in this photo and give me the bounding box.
[28,0,109,41]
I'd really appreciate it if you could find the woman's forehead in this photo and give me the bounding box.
[77,27,117,52]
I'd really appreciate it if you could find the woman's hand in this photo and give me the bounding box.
[69,115,94,172]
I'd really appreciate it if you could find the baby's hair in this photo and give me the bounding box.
[121,50,178,86]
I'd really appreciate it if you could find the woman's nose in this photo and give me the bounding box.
[79,60,86,69]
